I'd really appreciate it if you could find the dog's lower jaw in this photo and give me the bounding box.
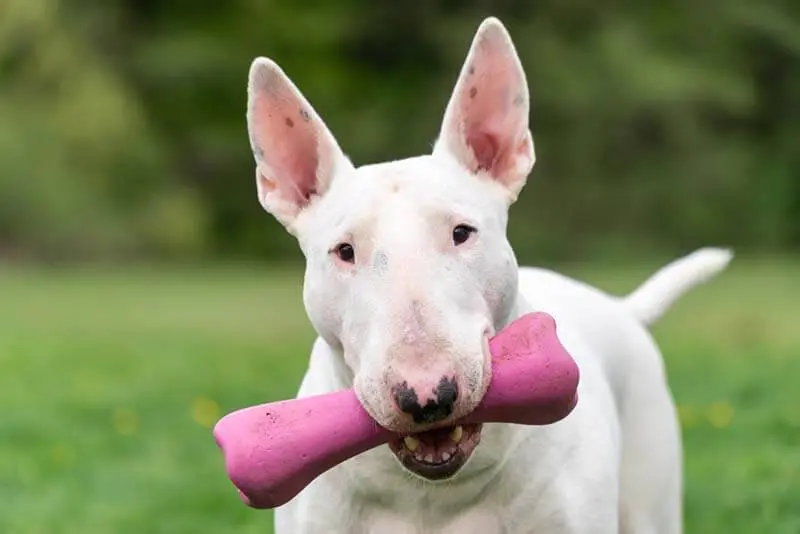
[388,423,484,481]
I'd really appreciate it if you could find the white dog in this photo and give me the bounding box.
[245,16,732,534]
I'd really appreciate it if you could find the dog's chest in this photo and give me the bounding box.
[366,511,506,534]
[300,506,507,534]
[284,454,513,533]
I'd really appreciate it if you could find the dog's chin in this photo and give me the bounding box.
[387,423,483,481]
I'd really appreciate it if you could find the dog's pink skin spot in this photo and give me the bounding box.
[258,174,277,193]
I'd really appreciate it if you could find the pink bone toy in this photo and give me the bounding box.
[213,311,580,509]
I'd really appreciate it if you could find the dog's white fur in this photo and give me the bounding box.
[246,17,732,534]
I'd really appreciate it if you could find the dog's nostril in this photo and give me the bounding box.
[392,382,420,414]
[436,376,459,409]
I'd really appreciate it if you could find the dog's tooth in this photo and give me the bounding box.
[424,454,434,463]
[442,451,451,461]
[451,425,463,443]
[403,436,420,452]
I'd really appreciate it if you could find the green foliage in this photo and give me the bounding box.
[0,0,206,259]
[1,1,799,261]
[0,260,798,532]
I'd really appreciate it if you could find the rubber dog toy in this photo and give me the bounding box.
[213,312,579,509]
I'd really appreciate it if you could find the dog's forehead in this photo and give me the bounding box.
[355,157,461,200]
[304,155,504,250]
[350,157,488,218]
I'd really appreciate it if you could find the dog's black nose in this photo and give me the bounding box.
[392,377,459,424]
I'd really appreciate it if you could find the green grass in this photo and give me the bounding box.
[0,257,798,533]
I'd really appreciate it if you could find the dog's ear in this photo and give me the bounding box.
[247,58,353,232]
[433,17,535,202]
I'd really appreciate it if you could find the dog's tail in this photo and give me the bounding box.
[622,247,733,327]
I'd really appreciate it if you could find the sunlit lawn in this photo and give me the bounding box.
[0,256,798,533]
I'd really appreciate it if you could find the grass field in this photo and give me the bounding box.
[1,256,798,533]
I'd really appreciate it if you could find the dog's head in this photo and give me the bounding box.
[247,18,534,479]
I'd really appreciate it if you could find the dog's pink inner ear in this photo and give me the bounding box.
[250,69,328,213]
[460,63,527,182]
[440,23,533,190]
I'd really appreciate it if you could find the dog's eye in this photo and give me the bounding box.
[333,243,356,263]
[452,224,477,246]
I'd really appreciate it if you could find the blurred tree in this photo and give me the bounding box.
[0,0,207,260]
[2,0,798,262]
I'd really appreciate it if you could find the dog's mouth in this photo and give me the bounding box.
[387,423,483,480]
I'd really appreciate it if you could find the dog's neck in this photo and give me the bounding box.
[322,290,533,391]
